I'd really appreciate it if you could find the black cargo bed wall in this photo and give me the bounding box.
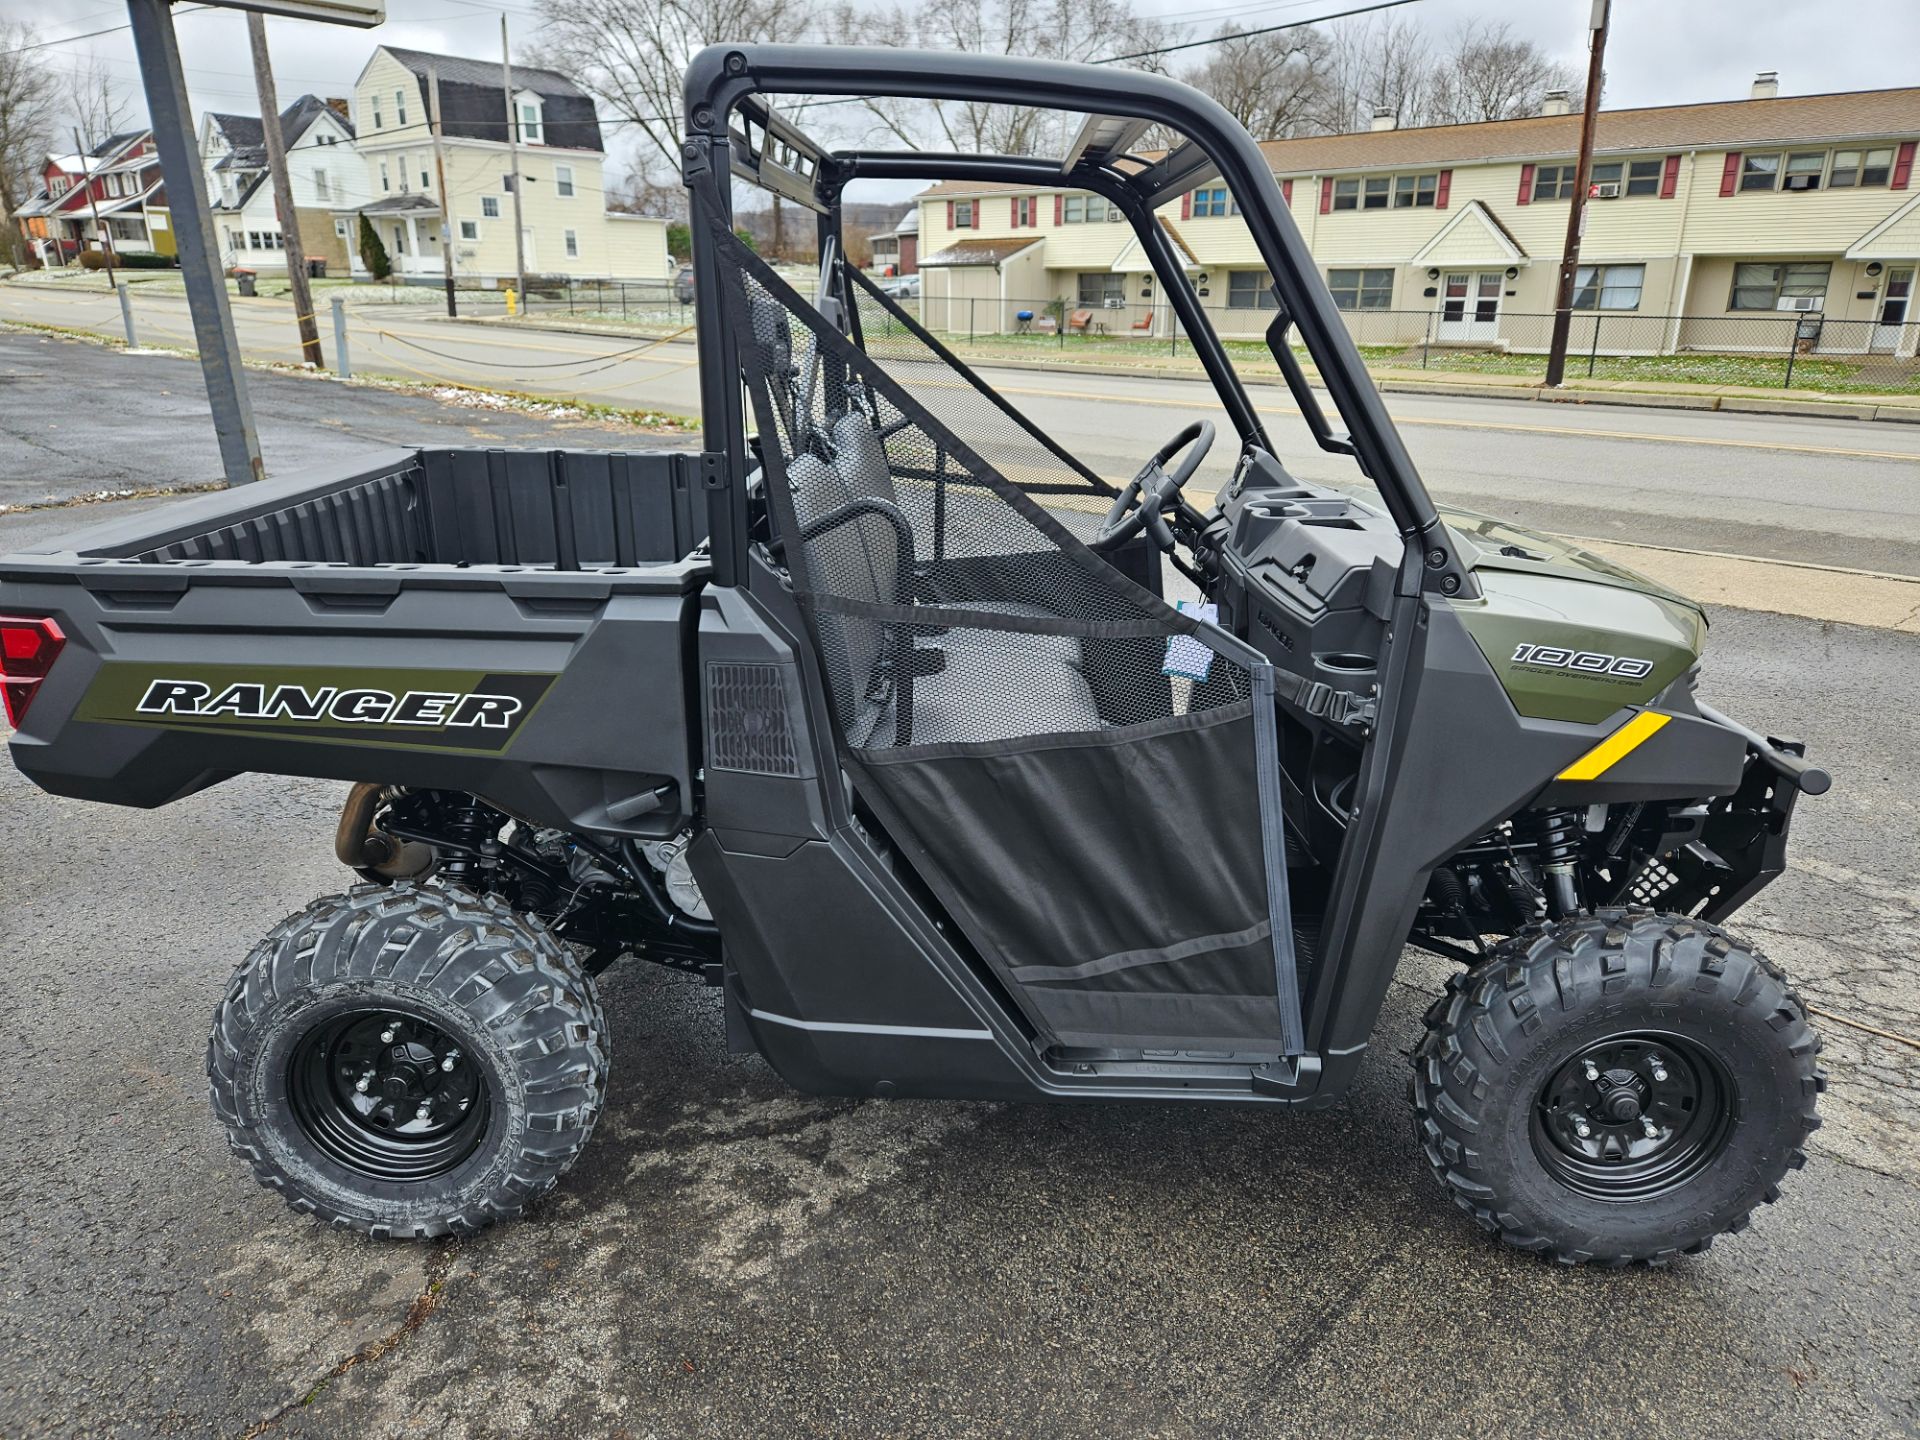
[108,449,707,569]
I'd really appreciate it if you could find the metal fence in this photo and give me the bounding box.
[892,293,1920,394]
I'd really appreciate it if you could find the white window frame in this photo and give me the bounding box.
[952,199,974,228]
[518,97,544,146]
[1326,267,1393,310]
[1572,262,1645,310]
[459,219,480,241]
[555,164,575,198]
[564,228,579,258]
[396,88,408,127]
[380,160,390,193]
[481,195,501,218]
[1226,270,1279,310]
[1730,261,1831,310]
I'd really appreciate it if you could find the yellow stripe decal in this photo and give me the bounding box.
[1557,711,1672,782]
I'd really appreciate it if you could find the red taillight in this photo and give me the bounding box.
[0,615,65,729]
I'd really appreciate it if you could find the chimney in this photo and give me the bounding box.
[326,97,351,122]
[1370,106,1397,132]
[1541,89,1572,116]
[1751,71,1779,100]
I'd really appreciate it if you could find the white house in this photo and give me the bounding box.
[201,96,364,274]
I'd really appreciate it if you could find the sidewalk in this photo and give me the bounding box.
[463,310,1920,425]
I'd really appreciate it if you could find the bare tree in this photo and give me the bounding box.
[1179,24,1330,141]
[534,0,812,185]
[0,24,61,265]
[66,53,137,151]
[1425,20,1579,125]
[827,0,1170,156]
[1314,12,1429,133]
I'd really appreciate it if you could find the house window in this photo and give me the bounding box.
[952,200,974,228]
[1013,195,1034,225]
[1076,272,1124,306]
[1739,153,1781,191]
[380,160,390,193]
[1730,261,1831,310]
[519,102,543,145]
[502,173,516,192]
[1062,195,1110,223]
[1828,147,1894,188]
[1532,164,1578,200]
[564,229,579,258]
[556,164,575,198]
[482,196,500,218]
[248,230,262,250]
[1393,173,1437,208]
[334,218,349,238]
[372,98,382,130]
[1190,187,1234,217]
[1226,271,1278,310]
[397,154,409,192]
[1331,178,1359,210]
[459,220,479,241]
[313,168,329,202]
[420,161,431,190]
[1781,152,1825,191]
[1590,159,1663,196]
[1362,176,1389,209]
[1327,267,1393,311]
[396,89,408,126]
[1572,263,1644,310]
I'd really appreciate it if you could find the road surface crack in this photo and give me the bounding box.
[241,1239,462,1437]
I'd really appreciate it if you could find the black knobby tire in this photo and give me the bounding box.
[207,883,609,1238]
[1412,908,1825,1266]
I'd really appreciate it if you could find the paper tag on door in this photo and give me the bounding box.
[1163,601,1217,682]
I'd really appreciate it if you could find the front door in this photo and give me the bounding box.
[1438,271,1502,342]
[521,228,537,269]
[1872,267,1913,354]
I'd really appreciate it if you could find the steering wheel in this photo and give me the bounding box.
[1092,420,1215,553]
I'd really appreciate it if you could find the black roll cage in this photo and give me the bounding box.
[679,43,1472,602]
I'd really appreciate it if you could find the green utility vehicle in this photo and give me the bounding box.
[0,47,1826,1263]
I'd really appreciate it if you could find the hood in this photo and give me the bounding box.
[1439,506,1706,620]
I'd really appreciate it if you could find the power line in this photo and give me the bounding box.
[1093,0,1425,64]
[0,6,214,56]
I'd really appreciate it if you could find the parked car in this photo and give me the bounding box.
[674,264,695,304]
[879,273,920,299]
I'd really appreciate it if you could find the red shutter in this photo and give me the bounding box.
[1719,153,1740,196]
[1281,178,1293,206]
[946,199,955,228]
[1435,168,1451,209]
[1893,141,1917,190]
[1660,154,1681,199]
[1181,191,1192,220]
[1319,177,1332,214]
[1010,197,1018,226]
[1054,193,1063,225]
[1516,164,1534,204]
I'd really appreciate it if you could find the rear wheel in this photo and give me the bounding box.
[207,884,608,1238]
[1412,909,1824,1266]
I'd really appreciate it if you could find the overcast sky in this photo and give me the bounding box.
[8,0,1917,190]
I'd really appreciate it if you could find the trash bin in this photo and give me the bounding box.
[234,269,257,297]
[306,258,327,279]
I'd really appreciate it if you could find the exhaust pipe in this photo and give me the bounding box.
[334,783,434,880]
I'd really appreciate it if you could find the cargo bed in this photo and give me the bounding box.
[0,447,712,836]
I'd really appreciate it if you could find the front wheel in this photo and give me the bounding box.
[207,884,608,1238]
[1412,909,1824,1266]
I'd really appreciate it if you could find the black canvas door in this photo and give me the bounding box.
[715,227,1303,1055]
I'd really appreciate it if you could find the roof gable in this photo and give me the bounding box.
[1410,200,1528,267]
[1848,191,1920,260]
[374,46,603,152]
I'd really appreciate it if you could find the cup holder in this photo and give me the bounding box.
[1318,652,1376,674]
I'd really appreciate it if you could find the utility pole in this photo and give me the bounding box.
[73,129,117,288]
[1544,0,1610,387]
[246,12,323,368]
[125,0,263,485]
[428,67,458,317]
[501,15,527,310]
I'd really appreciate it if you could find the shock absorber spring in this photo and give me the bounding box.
[1531,807,1583,920]
[436,796,501,885]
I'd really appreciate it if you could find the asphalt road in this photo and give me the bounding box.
[0,603,1915,1439]
[0,301,1917,1438]
[6,282,1920,574]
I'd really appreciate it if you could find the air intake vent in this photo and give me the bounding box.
[706,662,802,775]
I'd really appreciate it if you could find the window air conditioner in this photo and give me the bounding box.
[1106,210,1123,221]
[1783,175,1819,191]
[1776,295,1820,312]
[1590,182,1621,199]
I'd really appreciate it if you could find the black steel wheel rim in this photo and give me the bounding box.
[287,1008,490,1182]
[1531,1030,1735,1202]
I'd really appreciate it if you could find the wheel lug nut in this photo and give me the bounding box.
[441,1054,457,1072]
[354,1074,371,1093]
[1582,1061,1599,1082]
[1650,1061,1669,1083]
[1572,1117,1593,1139]
[1641,1117,1659,1138]
[416,1102,432,1121]
[380,1026,397,1044]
